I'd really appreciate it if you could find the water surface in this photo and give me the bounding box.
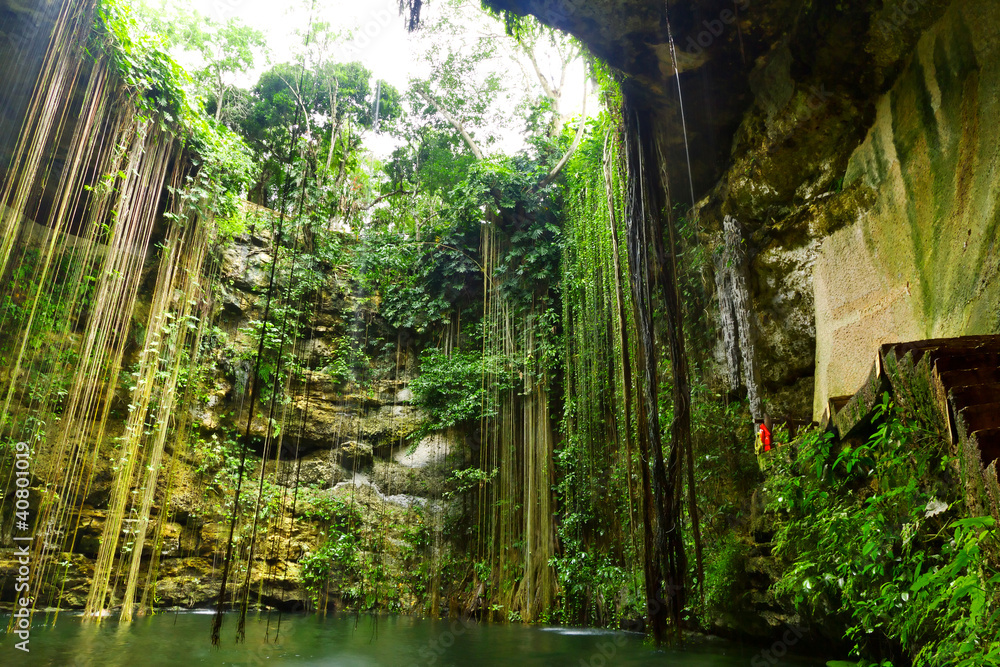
[1,611,825,666]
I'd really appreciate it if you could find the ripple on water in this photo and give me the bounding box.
[539,626,620,636]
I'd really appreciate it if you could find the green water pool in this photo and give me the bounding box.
[1,612,827,666]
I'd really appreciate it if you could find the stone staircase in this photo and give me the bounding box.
[826,334,1000,522]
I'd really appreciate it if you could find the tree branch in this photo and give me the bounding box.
[333,118,351,193]
[276,72,313,136]
[524,44,556,101]
[362,188,414,210]
[415,87,484,160]
[540,74,588,188]
[215,85,227,123]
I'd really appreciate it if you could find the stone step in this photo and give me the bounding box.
[973,429,1000,467]
[949,383,1000,411]
[934,352,1000,374]
[941,367,1000,389]
[959,403,1000,432]
[881,335,1000,366]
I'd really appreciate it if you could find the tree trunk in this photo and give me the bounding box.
[325,77,341,176]
[622,90,689,644]
[415,87,484,160]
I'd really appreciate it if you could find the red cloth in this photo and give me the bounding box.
[759,423,772,451]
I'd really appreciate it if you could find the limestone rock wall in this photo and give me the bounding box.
[0,223,468,612]
[813,0,1000,418]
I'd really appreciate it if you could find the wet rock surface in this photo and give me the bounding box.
[0,228,462,615]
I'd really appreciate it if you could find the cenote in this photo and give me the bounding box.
[5,612,824,666]
[1,0,999,665]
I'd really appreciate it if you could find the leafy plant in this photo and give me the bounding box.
[410,348,515,434]
[769,395,1000,665]
[300,495,363,606]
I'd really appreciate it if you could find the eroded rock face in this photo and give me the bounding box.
[0,224,463,614]
[513,0,994,422]
[266,451,347,489]
[813,0,1000,418]
[202,380,425,456]
[485,0,795,196]
[683,1,958,419]
[395,433,453,469]
[337,440,374,469]
[497,0,992,423]
[372,431,462,496]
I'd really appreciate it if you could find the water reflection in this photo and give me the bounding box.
[1,612,825,666]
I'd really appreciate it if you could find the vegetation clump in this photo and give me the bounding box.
[767,396,1000,665]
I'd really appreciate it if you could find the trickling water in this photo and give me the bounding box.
[715,215,764,419]
[715,253,743,392]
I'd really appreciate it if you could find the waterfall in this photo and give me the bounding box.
[715,215,764,419]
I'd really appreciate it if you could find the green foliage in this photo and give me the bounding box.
[238,59,400,209]
[211,205,250,242]
[300,494,364,606]
[191,430,242,490]
[455,156,564,309]
[299,493,417,612]
[354,226,479,333]
[135,2,268,127]
[703,535,750,618]
[237,309,301,400]
[396,511,434,608]
[769,395,1000,665]
[228,238,331,399]
[550,111,643,628]
[188,427,285,526]
[410,349,514,432]
[319,336,362,385]
[96,0,189,122]
[446,466,498,497]
[301,494,363,533]
[300,533,359,602]
[0,247,94,420]
[687,388,759,546]
[478,1,526,37]
[183,121,258,220]
[96,0,258,219]
[387,129,478,197]
[548,542,644,627]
